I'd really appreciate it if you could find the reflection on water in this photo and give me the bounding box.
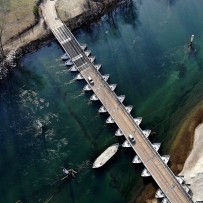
[0,0,203,202]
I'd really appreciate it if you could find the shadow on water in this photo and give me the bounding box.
[80,0,139,39]
[17,175,76,203]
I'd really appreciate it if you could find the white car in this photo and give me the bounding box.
[88,76,94,85]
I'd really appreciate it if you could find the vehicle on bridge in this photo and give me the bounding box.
[88,76,94,85]
[128,134,136,144]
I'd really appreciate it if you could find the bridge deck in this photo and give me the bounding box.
[42,1,194,202]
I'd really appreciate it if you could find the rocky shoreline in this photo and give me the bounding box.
[0,0,132,82]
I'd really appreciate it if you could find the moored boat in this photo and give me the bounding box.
[161,155,170,165]
[162,198,170,203]
[133,117,142,126]
[155,189,165,198]
[125,105,133,113]
[65,59,73,66]
[85,50,91,57]
[152,143,161,152]
[92,143,119,168]
[75,73,83,80]
[94,64,101,71]
[90,94,99,101]
[99,106,107,113]
[115,128,123,136]
[61,53,70,60]
[118,95,125,103]
[122,140,131,148]
[80,44,87,50]
[102,74,110,82]
[83,84,92,91]
[142,129,151,137]
[132,155,142,164]
[141,168,151,177]
[109,84,117,91]
[106,116,114,124]
[89,56,96,63]
[69,65,78,72]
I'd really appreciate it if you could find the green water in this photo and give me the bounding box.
[0,0,203,202]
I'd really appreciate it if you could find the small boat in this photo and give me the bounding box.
[106,116,114,124]
[102,74,110,82]
[142,130,151,138]
[155,189,165,198]
[122,140,131,148]
[85,50,91,57]
[80,44,87,50]
[94,64,101,71]
[115,129,123,136]
[61,53,70,60]
[118,95,125,103]
[69,65,77,72]
[65,59,73,66]
[75,73,83,80]
[125,105,133,113]
[99,106,107,113]
[92,143,119,168]
[133,117,142,126]
[109,84,117,91]
[141,168,151,177]
[83,84,92,91]
[89,56,96,63]
[161,155,170,165]
[132,155,142,164]
[152,143,161,152]
[90,94,99,101]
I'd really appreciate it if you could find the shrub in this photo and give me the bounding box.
[33,5,39,19]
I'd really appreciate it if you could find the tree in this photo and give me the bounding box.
[0,17,6,60]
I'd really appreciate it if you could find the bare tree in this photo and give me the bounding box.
[0,17,6,59]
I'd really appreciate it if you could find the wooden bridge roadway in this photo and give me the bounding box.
[42,1,194,202]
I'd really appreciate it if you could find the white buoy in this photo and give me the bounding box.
[190,34,194,42]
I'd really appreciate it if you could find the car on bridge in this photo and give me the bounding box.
[88,76,94,85]
[128,134,136,145]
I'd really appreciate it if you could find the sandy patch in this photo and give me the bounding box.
[180,123,203,202]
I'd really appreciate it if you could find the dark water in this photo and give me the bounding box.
[0,0,203,202]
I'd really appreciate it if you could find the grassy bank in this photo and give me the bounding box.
[0,0,36,44]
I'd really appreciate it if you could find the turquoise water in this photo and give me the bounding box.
[0,0,203,202]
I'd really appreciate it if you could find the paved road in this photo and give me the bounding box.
[42,1,194,202]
